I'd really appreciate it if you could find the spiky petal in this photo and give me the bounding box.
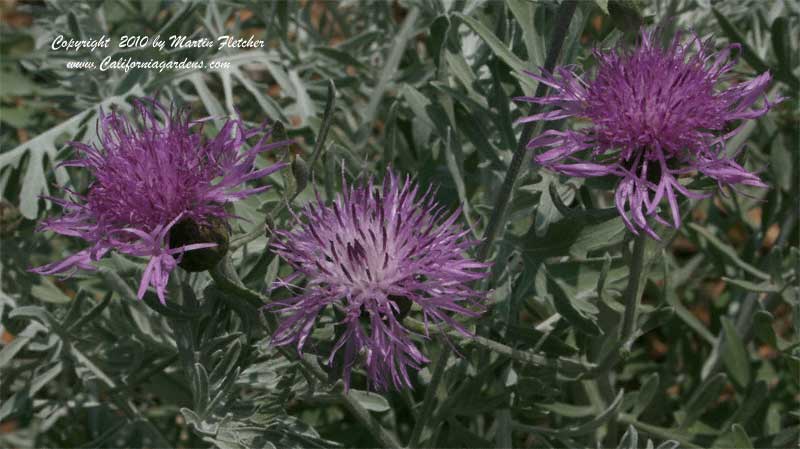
[31,98,287,303]
[518,28,777,238]
[270,171,489,391]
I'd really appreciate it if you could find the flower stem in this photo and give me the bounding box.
[619,234,648,349]
[408,349,448,448]
[210,263,401,449]
[339,392,403,449]
[230,80,337,253]
[617,413,702,449]
[404,317,597,376]
[296,354,403,449]
[412,6,580,446]
[477,0,578,261]
[209,262,270,308]
[309,80,337,170]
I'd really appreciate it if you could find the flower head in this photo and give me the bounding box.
[270,171,489,390]
[518,28,777,238]
[31,98,287,303]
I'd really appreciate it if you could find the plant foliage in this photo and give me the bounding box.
[1,0,797,448]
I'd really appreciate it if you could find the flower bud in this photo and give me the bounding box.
[292,155,309,194]
[168,216,230,272]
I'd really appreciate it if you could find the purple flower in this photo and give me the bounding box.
[31,99,287,303]
[270,171,489,390]
[517,29,778,238]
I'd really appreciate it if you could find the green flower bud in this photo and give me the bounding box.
[292,155,309,194]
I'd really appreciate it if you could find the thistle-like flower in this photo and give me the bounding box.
[270,171,489,390]
[518,29,777,238]
[31,99,287,303]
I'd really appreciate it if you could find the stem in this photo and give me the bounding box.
[340,390,403,449]
[209,262,269,308]
[470,333,595,376]
[70,346,173,447]
[208,272,596,445]
[408,349,448,448]
[309,80,337,170]
[111,354,179,394]
[619,234,647,349]
[296,354,403,449]
[230,81,337,253]
[400,318,598,375]
[211,264,401,449]
[617,414,702,449]
[477,0,578,261]
[699,207,798,379]
[597,374,618,446]
[358,7,420,149]
[409,6,579,446]
[204,274,598,376]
